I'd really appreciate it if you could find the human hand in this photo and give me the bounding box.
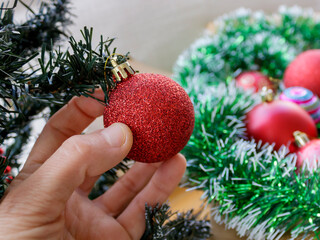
[0,91,186,240]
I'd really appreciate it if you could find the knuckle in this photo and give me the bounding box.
[62,135,93,157]
[151,178,169,196]
[118,175,138,195]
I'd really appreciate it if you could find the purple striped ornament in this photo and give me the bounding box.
[280,87,320,123]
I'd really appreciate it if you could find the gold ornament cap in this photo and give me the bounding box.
[110,56,135,82]
[293,131,310,148]
[260,86,274,102]
[268,77,281,90]
[104,54,135,83]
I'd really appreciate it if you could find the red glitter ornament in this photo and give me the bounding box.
[103,73,195,163]
[246,100,318,151]
[235,71,274,92]
[284,49,320,96]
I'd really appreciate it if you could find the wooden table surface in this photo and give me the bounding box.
[168,187,209,216]
[168,187,245,240]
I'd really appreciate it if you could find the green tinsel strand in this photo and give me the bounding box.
[176,6,320,239]
[211,140,320,239]
[187,91,320,238]
[173,7,320,96]
[184,83,258,193]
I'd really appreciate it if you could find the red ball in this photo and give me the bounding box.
[296,139,320,169]
[4,165,11,174]
[104,73,195,163]
[284,49,320,96]
[246,100,318,151]
[235,71,273,92]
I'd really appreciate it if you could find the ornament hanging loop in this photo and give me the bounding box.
[260,86,274,102]
[104,53,135,83]
[294,131,310,148]
[268,77,281,91]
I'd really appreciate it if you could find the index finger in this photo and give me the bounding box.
[25,89,106,170]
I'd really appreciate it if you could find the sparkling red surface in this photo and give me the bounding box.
[246,100,318,151]
[104,73,195,163]
[284,49,320,97]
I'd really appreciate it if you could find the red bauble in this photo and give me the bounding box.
[284,49,320,96]
[296,139,320,169]
[246,100,318,151]
[5,176,13,184]
[104,73,195,163]
[4,165,11,174]
[235,71,273,92]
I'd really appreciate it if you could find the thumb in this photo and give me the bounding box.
[3,123,132,218]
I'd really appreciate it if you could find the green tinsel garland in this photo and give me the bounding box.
[174,6,320,240]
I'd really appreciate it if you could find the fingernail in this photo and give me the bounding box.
[101,123,126,147]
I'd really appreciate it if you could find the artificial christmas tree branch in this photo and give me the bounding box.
[0,0,72,170]
[1,11,128,166]
[0,0,123,185]
[11,0,72,55]
[142,203,211,240]
[1,25,131,184]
